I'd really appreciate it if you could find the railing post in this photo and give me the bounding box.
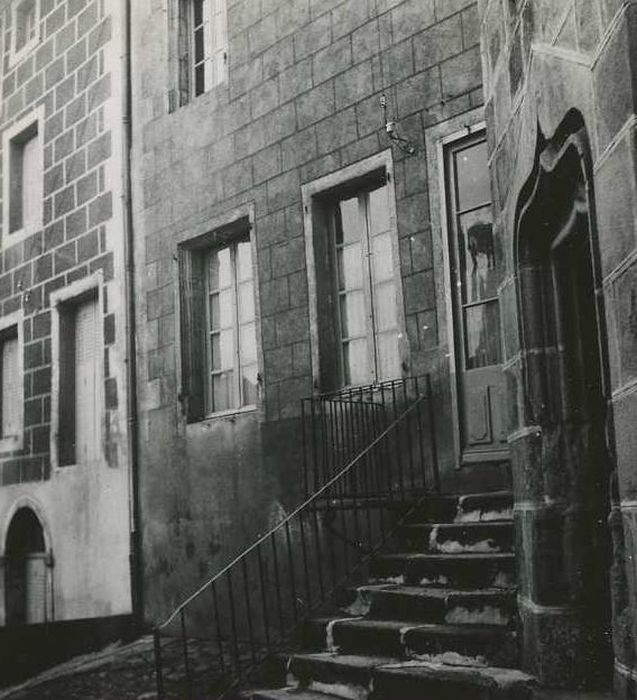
[426,375,440,492]
[153,627,164,700]
[180,609,193,700]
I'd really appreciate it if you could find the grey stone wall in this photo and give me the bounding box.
[480,0,637,693]
[131,0,486,621]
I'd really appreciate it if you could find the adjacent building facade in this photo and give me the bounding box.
[0,0,135,637]
[1,0,637,697]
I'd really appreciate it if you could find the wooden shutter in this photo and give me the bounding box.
[58,308,76,466]
[178,248,206,421]
[75,297,99,464]
[1,334,20,438]
[25,554,47,624]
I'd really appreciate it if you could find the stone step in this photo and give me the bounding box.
[339,584,516,625]
[405,491,513,525]
[306,617,518,668]
[370,552,516,589]
[244,689,342,700]
[286,653,535,700]
[399,521,514,554]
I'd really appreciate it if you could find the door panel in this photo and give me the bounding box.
[445,133,508,462]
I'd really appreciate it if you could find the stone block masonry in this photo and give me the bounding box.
[131,0,486,622]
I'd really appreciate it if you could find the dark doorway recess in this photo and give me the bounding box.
[515,113,614,689]
[5,507,48,626]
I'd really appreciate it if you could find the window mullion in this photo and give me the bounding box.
[231,244,241,408]
[360,193,378,383]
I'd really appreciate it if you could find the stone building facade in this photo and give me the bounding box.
[480,0,637,694]
[0,0,135,636]
[129,0,509,624]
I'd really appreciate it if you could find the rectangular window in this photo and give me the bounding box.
[179,225,259,421]
[178,0,227,102]
[15,0,37,51]
[205,240,257,412]
[58,294,101,466]
[329,182,401,387]
[0,328,20,439]
[4,117,42,236]
[11,0,39,64]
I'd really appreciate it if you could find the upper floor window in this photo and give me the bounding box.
[177,0,227,105]
[11,0,39,65]
[3,109,43,241]
[178,219,259,422]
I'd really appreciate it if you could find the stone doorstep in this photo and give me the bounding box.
[404,490,514,524]
[340,583,516,625]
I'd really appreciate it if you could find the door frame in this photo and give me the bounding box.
[426,110,509,468]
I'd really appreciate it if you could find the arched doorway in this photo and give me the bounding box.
[4,507,49,625]
[514,115,613,688]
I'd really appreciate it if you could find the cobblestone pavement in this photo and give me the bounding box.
[0,636,160,700]
[0,636,249,700]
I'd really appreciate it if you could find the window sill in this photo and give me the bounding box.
[9,36,39,68]
[0,434,22,455]
[187,404,258,428]
[4,222,41,246]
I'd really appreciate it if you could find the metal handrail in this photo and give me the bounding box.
[153,375,439,700]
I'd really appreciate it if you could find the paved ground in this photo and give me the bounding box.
[0,636,618,700]
[0,636,159,700]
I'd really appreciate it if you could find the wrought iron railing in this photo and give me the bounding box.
[153,377,439,700]
[302,375,437,496]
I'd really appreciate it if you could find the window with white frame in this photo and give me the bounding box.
[179,224,259,421]
[3,114,42,237]
[57,292,101,466]
[0,326,20,441]
[329,183,402,386]
[11,0,39,63]
[178,0,228,102]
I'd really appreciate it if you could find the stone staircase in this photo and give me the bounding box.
[240,490,536,700]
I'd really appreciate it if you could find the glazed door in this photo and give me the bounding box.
[445,133,508,462]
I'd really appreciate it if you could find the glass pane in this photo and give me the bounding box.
[338,244,363,290]
[239,322,257,365]
[218,247,232,288]
[241,363,258,406]
[343,339,369,386]
[464,301,501,369]
[373,282,397,332]
[238,281,255,324]
[368,185,390,235]
[376,332,401,380]
[208,293,220,331]
[372,232,393,283]
[218,287,233,328]
[459,206,502,304]
[195,64,205,95]
[340,291,366,338]
[210,333,221,370]
[194,27,205,62]
[193,0,204,27]
[212,371,234,412]
[335,197,361,246]
[22,135,40,231]
[236,241,253,282]
[2,337,19,437]
[219,328,234,369]
[454,141,490,211]
[208,251,220,290]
